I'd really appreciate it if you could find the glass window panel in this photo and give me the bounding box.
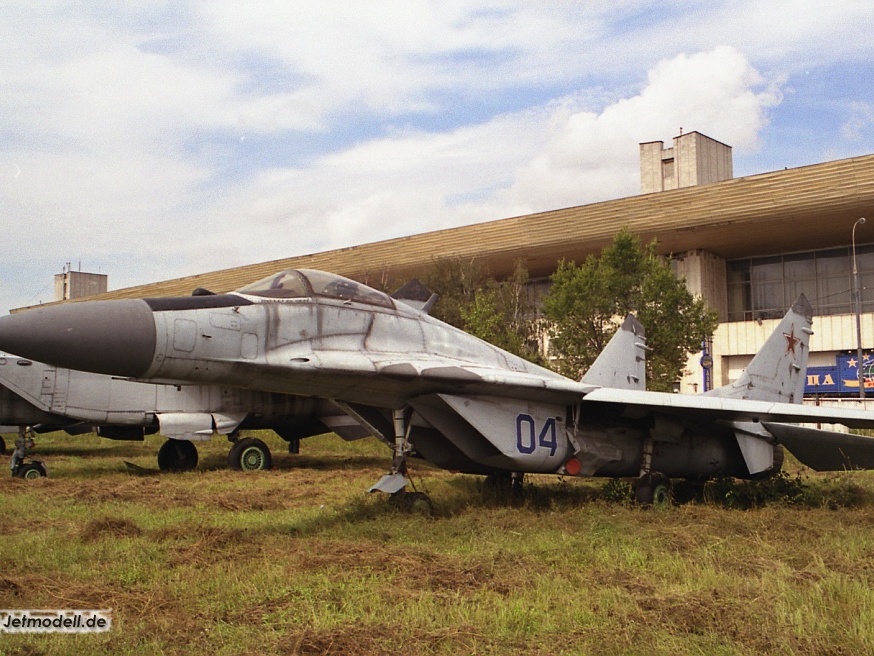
[816,250,849,277]
[859,271,874,312]
[752,281,783,317]
[861,290,874,312]
[785,278,814,307]
[751,258,782,284]
[818,275,851,313]
[726,246,874,321]
[856,248,874,273]
[783,254,815,279]
[727,283,750,321]
[727,260,750,284]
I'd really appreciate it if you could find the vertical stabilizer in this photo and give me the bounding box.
[581,314,647,390]
[708,295,813,404]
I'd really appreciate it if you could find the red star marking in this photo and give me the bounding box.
[784,326,800,358]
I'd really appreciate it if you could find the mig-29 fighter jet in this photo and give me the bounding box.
[2,268,874,503]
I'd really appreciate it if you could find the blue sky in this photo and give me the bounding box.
[1,1,873,313]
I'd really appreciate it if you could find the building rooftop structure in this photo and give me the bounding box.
[71,151,874,307]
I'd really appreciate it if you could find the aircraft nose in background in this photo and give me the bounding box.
[0,299,157,377]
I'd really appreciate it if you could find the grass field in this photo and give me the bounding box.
[2,430,874,655]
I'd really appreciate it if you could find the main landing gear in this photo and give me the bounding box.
[634,436,672,505]
[227,435,273,472]
[155,434,275,472]
[634,471,671,505]
[157,439,199,472]
[10,427,47,480]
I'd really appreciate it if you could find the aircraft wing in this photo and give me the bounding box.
[582,387,874,429]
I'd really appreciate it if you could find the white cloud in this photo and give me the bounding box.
[0,1,870,314]
[507,47,780,210]
[183,47,780,268]
[842,102,874,141]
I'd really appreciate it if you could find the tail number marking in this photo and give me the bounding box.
[516,414,558,456]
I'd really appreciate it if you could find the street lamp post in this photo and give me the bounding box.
[853,217,867,400]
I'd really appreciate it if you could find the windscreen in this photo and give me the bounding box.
[237,269,394,308]
[235,271,309,298]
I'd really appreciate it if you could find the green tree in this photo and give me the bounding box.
[421,257,488,330]
[542,229,718,390]
[423,257,541,363]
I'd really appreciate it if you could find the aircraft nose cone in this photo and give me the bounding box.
[0,299,157,377]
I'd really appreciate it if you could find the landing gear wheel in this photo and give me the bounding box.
[157,439,198,472]
[634,472,672,506]
[228,438,273,471]
[14,462,47,480]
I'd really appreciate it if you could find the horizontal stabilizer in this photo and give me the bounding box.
[764,422,874,471]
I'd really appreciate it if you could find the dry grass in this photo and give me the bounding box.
[1,430,874,655]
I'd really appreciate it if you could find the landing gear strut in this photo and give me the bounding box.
[369,408,413,494]
[10,427,47,480]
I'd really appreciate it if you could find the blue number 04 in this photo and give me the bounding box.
[516,414,558,456]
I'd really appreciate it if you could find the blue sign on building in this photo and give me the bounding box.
[805,353,874,396]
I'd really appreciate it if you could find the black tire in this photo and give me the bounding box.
[15,462,47,480]
[634,472,672,506]
[157,439,198,472]
[228,438,273,471]
[0,435,6,455]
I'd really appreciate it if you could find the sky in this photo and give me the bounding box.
[1,1,873,313]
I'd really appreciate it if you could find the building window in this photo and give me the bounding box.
[727,245,874,321]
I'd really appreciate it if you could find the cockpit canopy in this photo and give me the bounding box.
[236,269,394,308]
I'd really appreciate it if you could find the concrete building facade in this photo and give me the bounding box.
[640,132,733,193]
[53,267,108,302]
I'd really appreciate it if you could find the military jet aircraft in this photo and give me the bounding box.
[2,268,874,503]
[0,353,351,475]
